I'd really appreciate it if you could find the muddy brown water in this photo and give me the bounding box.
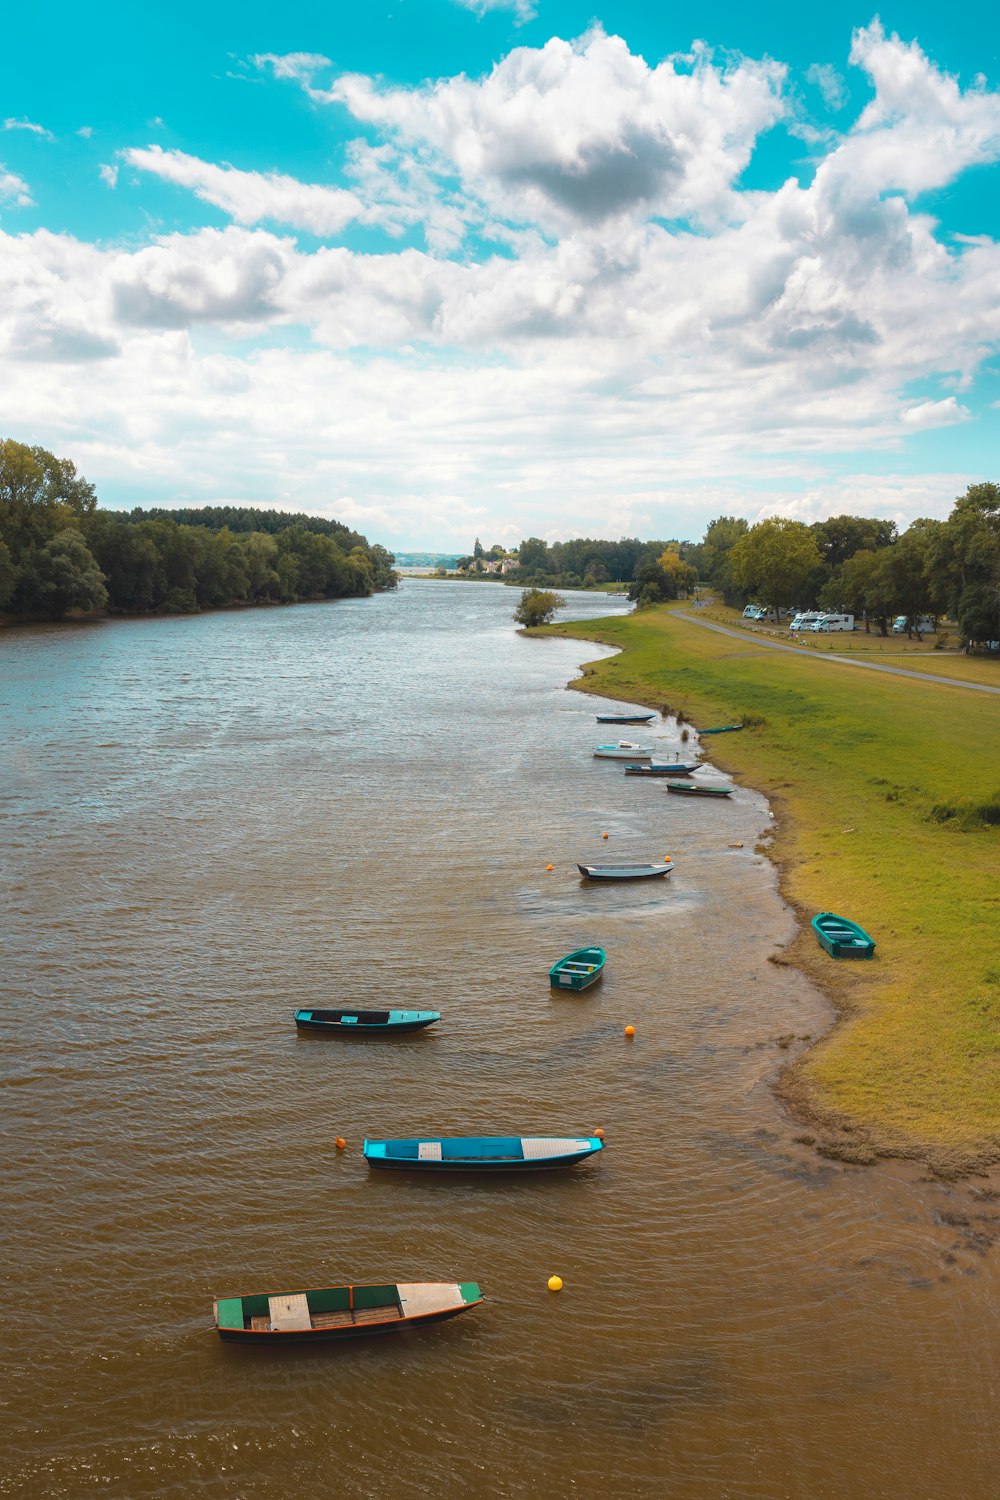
[2,580,998,1499]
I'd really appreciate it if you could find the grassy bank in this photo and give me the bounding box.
[542,605,1000,1177]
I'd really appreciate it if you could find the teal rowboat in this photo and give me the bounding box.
[294,1008,440,1034]
[213,1280,483,1343]
[364,1136,603,1171]
[664,782,732,798]
[549,946,606,991]
[811,912,876,959]
[699,725,745,735]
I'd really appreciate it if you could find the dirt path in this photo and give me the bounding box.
[672,612,1000,695]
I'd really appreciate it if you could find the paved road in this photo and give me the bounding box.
[671,612,1000,695]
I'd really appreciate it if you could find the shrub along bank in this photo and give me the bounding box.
[543,604,1000,1177]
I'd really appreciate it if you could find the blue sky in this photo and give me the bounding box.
[2,1,999,548]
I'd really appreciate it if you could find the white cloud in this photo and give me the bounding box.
[77,126,94,139]
[99,163,119,189]
[901,397,971,428]
[123,145,368,236]
[3,117,53,139]
[806,63,847,111]
[253,52,331,88]
[0,167,33,207]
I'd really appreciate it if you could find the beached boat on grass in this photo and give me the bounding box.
[577,862,673,881]
[699,725,745,735]
[664,782,733,799]
[594,741,654,760]
[811,912,876,959]
[213,1280,483,1343]
[363,1136,603,1171]
[549,946,606,991]
[294,1008,440,1034]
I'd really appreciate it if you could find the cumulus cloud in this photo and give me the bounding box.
[806,63,848,111]
[329,28,787,231]
[901,396,971,428]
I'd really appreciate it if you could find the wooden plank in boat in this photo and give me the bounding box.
[398,1283,462,1318]
[269,1292,311,1331]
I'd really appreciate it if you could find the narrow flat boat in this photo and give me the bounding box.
[624,762,698,776]
[664,782,733,799]
[596,712,656,724]
[363,1136,603,1171]
[213,1280,483,1343]
[699,725,745,735]
[294,1008,440,1034]
[577,861,673,880]
[594,741,654,760]
[549,946,606,991]
[811,912,876,959]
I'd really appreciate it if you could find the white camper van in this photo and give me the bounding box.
[892,615,934,634]
[812,614,855,632]
[789,612,823,631]
[742,604,768,620]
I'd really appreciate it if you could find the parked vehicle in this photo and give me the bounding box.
[892,616,934,634]
[789,612,823,631]
[811,614,855,632]
[742,604,768,620]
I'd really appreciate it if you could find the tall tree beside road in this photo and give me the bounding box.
[728,519,823,618]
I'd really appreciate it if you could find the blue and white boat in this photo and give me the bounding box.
[363,1135,603,1171]
[295,1008,440,1034]
[594,741,654,760]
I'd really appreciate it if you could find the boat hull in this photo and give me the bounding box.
[214,1282,482,1342]
[216,1303,472,1343]
[364,1136,603,1171]
[596,714,655,724]
[577,863,672,880]
[549,946,606,991]
[811,913,876,959]
[294,1009,440,1033]
[624,763,696,776]
[664,784,732,798]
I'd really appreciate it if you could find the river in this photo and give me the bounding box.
[2,579,997,1499]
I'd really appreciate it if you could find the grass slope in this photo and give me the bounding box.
[544,606,1000,1176]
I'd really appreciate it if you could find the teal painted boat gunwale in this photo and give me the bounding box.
[363,1135,604,1171]
[663,782,733,799]
[294,1008,440,1034]
[549,946,606,992]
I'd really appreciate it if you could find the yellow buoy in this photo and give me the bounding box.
[335,1137,347,1150]
[625,1025,635,1038]
[547,1275,563,1292]
[546,863,554,871]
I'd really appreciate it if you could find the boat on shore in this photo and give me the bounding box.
[624,762,698,776]
[699,725,745,735]
[811,912,876,959]
[549,946,606,991]
[594,741,654,760]
[364,1135,604,1171]
[577,862,673,880]
[294,1008,440,1034]
[213,1280,483,1343]
[664,782,733,799]
[596,712,656,724]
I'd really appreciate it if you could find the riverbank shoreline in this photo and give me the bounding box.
[541,605,1000,1187]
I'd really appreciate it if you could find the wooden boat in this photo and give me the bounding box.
[596,712,656,724]
[664,782,733,798]
[593,741,654,760]
[213,1280,483,1343]
[294,1007,440,1034]
[624,762,698,776]
[811,912,876,959]
[699,725,745,735]
[577,862,673,880]
[363,1135,603,1171]
[549,946,606,991]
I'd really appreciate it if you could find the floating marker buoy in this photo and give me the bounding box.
[547,1275,563,1292]
[602,831,609,840]
[335,1137,347,1150]
[664,855,671,862]
[546,864,554,871]
[594,1128,605,1140]
[625,1025,635,1038]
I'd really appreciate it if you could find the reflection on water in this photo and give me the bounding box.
[1,580,998,1500]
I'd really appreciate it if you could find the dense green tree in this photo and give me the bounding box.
[13,529,108,619]
[729,519,823,618]
[811,515,897,569]
[927,483,1000,646]
[513,588,564,626]
[878,521,940,636]
[696,516,749,604]
[517,536,551,575]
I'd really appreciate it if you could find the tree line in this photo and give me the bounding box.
[0,440,398,621]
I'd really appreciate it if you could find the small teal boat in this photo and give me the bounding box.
[549,946,606,991]
[700,725,745,735]
[213,1280,483,1343]
[811,913,876,959]
[664,782,732,798]
[364,1136,603,1171]
[294,1008,440,1034]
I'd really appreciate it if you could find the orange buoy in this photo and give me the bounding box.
[602,831,609,839]
[594,1128,605,1140]
[664,855,671,862]
[335,1137,347,1150]
[624,1025,635,1038]
[546,863,554,871]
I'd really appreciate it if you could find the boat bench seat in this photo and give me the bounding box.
[250,1316,270,1332]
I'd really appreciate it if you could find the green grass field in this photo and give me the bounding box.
[544,605,1000,1176]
